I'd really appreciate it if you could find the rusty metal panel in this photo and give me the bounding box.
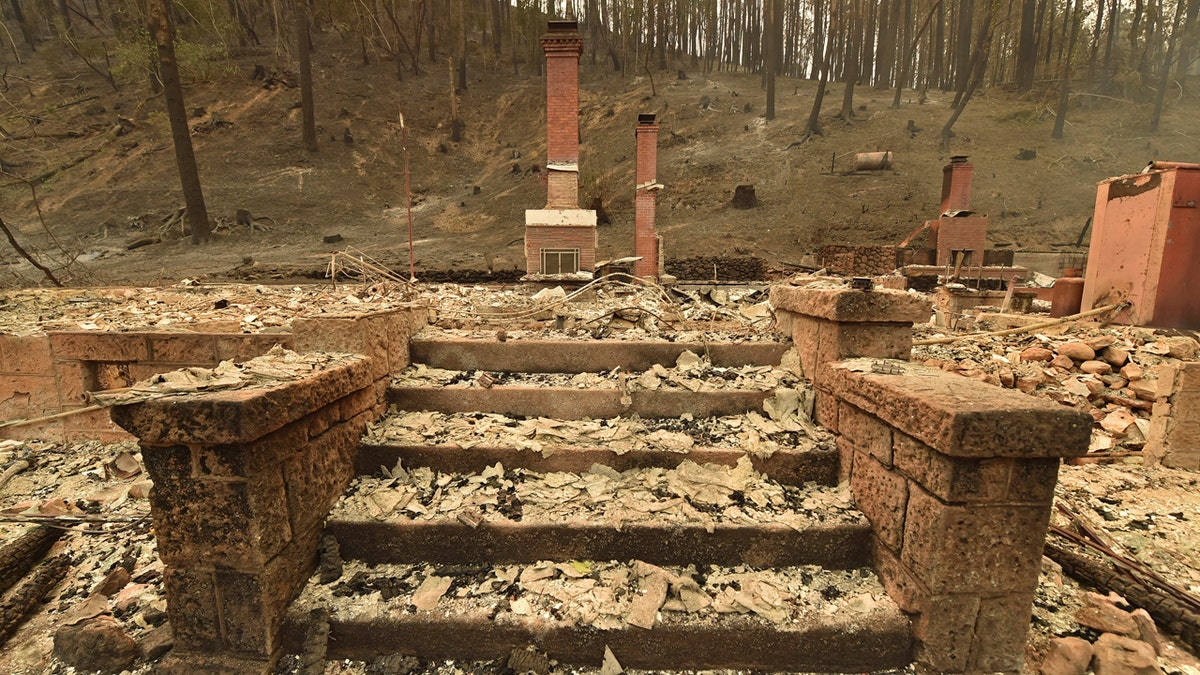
[1152,168,1200,328]
[1081,171,1164,325]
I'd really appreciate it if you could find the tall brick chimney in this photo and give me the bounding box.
[634,113,660,280]
[524,20,597,278]
[542,21,583,209]
[940,155,974,213]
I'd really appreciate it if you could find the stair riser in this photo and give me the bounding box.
[388,387,772,420]
[284,616,912,672]
[327,520,872,569]
[410,339,790,373]
[357,444,839,487]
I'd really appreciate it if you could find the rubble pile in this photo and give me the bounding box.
[913,325,1200,458]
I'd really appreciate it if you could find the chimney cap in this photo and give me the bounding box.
[949,155,970,164]
[547,20,578,32]
[638,113,657,125]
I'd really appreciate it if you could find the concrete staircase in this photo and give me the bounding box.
[293,334,914,672]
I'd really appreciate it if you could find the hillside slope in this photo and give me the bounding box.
[2,34,1199,285]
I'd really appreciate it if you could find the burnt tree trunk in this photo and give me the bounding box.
[148,0,211,244]
[296,0,317,152]
[8,0,35,50]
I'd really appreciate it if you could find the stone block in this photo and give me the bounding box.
[913,594,980,672]
[850,452,908,550]
[163,567,221,652]
[214,525,319,656]
[872,541,927,613]
[48,331,148,362]
[785,313,821,379]
[1006,458,1060,503]
[770,285,931,323]
[0,334,53,374]
[839,403,893,465]
[148,333,219,364]
[55,361,94,407]
[814,390,839,432]
[902,486,1050,594]
[283,419,361,535]
[892,433,1008,503]
[216,334,292,363]
[293,312,396,380]
[820,321,913,363]
[0,375,59,417]
[970,593,1034,672]
[835,436,856,485]
[147,464,292,569]
[110,357,373,444]
[194,422,305,478]
[820,360,1092,458]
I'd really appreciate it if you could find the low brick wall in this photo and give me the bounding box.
[1145,362,1200,469]
[111,356,382,673]
[818,245,900,277]
[1,331,292,441]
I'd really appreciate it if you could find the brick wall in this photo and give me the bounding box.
[818,245,900,276]
[934,215,988,266]
[1,331,292,442]
[635,119,660,279]
[525,225,598,275]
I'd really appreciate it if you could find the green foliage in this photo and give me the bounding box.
[111,29,236,87]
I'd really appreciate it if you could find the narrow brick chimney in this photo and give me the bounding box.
[634,113,660,280]
[940,155,974,213]
[542,21,583,209]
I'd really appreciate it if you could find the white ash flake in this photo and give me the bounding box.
[333,459,858,531]
[365,407,832,459]
[297,558,892,632]
[393,352,802,394]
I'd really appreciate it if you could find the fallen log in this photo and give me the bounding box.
[1045,540,1200,653]
[0,554,70,648]
[0,526,62,595]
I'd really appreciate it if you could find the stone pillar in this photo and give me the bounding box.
[1145,362,1200,469]
[110,354,381,673]
[542,21,583,210]
[817,359,1091,673]
[769,283,931,385]
[634,113,660,280]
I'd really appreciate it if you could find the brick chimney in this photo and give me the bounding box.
[940,155,974,213]
[542,21,583,209]
[634,113,660,280]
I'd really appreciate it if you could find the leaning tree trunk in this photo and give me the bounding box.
[147,0,211,244]
[1051,0,1081,138]
[8,0,36,50]
[1150,0,1186,131]
[296,0,317,152]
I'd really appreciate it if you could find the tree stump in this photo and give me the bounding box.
[732,185,758,209]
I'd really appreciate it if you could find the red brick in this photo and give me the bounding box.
[849,452,908,550]
[820,361,1092,458]
[148,333,219,364]
[839,403,892,464]
[901,486,1050,594]
[769,285,931,323]
[0,334,53,374]
[48,331,149,361]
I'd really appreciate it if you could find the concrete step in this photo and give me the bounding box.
[409,337,792,373]
[326,462,868,568]
[284,560,911,672]
[359,410,839,486]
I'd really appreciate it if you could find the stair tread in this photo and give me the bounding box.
[365,409,833,457]
[294,558,904,636]
[392,361,800,393]
[331,459,861,530]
